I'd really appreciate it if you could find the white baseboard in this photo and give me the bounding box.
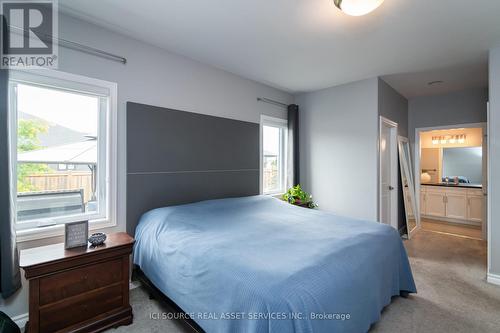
[487,273,500,286]
[130,280,141,290]
[12,312,28,330]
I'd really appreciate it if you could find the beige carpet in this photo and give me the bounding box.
[111,230,500,333]
[370,230,500,332]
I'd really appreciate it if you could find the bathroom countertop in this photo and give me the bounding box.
[421,183,482,189]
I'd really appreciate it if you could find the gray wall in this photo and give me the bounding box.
[296,78,379,221]
[378,79,409,231]
[378,79,408,137]
[0,13,293,320]
[408,87,488,143]
[408,86,489,258]
[489,47,500,277]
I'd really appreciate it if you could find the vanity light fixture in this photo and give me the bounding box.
[431,134,466,145]
[333,0,385,16]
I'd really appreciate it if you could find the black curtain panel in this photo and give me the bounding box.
[0,69,21,299]
[287,104,299,188]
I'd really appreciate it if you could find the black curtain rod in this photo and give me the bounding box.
[257,97,288,108]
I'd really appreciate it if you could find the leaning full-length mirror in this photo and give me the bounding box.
[398,137,420,238]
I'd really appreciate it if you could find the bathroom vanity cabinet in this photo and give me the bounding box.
[420,185,484,226]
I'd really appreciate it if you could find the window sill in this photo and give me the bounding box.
[16,218,117,243]
[264,192,285,197]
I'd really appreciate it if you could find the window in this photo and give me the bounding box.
[261,116,288,194]
[9,70,117,234]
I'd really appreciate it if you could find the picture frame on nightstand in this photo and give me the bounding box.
[65,220,89,249]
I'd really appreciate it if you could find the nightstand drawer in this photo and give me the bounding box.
[39,258,122,305]
[39,283,123,333]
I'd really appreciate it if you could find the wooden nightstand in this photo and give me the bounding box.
[19,232,135,333]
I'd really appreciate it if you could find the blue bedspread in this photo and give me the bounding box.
[134,195,416,333]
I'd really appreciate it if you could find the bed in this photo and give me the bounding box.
[133,195,416,333]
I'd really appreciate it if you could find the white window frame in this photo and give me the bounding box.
[9,69,118,242]
[260,115,288,195]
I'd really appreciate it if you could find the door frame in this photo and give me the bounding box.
[487,102,492,281]
[379,116,399,230]
[414,122,488,240]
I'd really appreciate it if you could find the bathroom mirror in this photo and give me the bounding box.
[442,147,483,184]
[398,137,420,239]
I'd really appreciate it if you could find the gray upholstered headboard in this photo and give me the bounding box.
[126,102,260,235]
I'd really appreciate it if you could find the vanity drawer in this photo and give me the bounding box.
[39,283,123,333]
[39,258,122,305]
[442,187,467,195]
[467,188,483,196]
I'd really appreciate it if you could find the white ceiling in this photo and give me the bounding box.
[60,0,500,97]
[381,61,488,98]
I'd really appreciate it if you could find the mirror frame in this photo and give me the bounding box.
[398,136,421,239]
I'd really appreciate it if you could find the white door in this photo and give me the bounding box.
[379,117,398,229]
[425,190,446,217]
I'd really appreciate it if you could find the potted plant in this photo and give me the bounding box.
[282,185,317,209]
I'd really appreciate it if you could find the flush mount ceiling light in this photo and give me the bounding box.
[333,0,385,16]
[428,80,444,86]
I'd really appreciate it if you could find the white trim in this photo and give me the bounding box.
[414,122,487,240]
[260,114,288,127]
[16,218,116,243]
[415,121,490,281]
[487,102,492,276]
[379,116,398,128]
[130,280,141,290]
[9,69,118,241]
[378,116,399,230]
[487,273,500,286]
[259,118,263,194]
[12,312,28,331]
[10,69,112,96]
[260,115,288,195]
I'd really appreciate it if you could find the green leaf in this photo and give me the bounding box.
[281,184,317,209]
